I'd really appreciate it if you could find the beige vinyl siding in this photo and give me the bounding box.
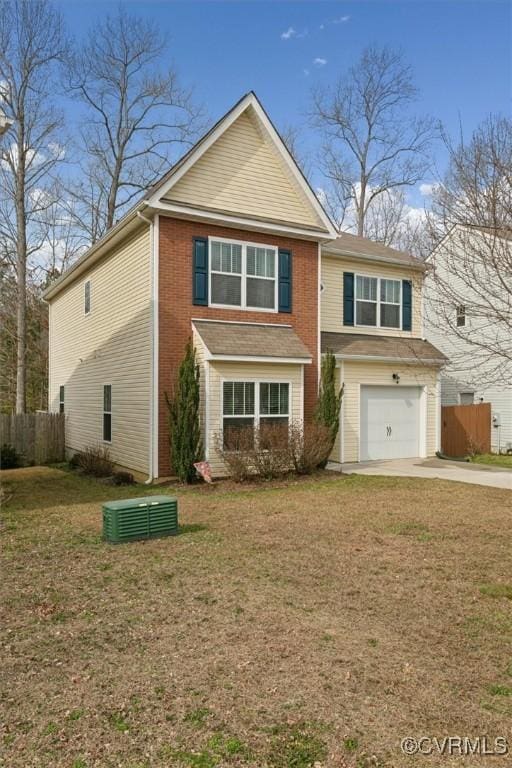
[163,110,324,229]
[205,360,304,477]
[321,255,423,337]
[331,360,439,463]
[48,226,152,474]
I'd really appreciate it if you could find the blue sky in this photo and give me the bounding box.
[56,0,511,207]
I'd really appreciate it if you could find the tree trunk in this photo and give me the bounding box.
[15,147,27,414]
[357,178,366,236]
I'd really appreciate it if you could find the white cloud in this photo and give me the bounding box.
[313,57,327,66]
[320,15,350,30]
[303,68,310,77]
[281,26,308,40]
[419,182,439,197]
[281,26,296,40]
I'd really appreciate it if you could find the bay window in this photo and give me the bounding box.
[222,380,290,449]
[210,238,277,311]
[355,275,402,329]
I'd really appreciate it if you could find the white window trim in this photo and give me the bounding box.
[84,280,91,316]
[103,383,112,444]
[220,377,292,445]
[208,235,278,313]
[354,273,403,331]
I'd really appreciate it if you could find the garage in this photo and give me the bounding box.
[360,385,422,461]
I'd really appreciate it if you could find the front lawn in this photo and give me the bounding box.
[1,467,511,767]
[471,453,512,469]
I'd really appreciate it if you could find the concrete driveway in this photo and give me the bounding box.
[331,457,512,490]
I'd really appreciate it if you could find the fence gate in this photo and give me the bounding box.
[441,402,491,457]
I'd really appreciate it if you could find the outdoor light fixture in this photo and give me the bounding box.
[392,373,400,384]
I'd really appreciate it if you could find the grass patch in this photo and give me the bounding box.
[267,723,327,768]
[488,684,512,697]
[479,583,512,600]
[471,453,512,469]
[2,466,511,766]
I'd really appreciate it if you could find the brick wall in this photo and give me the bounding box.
[158,216,319,476]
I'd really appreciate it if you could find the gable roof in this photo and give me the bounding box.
[146,91,336,237]
[322,231,426,271]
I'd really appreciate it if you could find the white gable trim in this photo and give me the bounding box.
[147,92,336,238]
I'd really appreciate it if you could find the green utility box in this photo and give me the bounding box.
[102,496,178,543]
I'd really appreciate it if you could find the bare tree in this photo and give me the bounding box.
[0,0,67,412]
[311,45,438,236]
[68,7,203,240]
[426,115,512,383]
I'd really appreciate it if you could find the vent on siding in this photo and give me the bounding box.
[102,496,178,543]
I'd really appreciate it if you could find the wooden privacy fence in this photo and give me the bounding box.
[0,412,65,466]
[441,402,491,457]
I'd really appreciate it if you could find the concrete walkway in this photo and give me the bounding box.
[329,457,512,490]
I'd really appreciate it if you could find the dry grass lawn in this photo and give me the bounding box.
[1,466,512,768]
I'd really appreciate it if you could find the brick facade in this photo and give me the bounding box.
[158,216,319,476]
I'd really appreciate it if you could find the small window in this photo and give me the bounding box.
[460,391,474,405]
[103,385,112,442]
[84,280,91,315]
[456,305,466,327]
[59,385,65,414]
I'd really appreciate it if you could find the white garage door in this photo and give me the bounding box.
[360,386,421,461]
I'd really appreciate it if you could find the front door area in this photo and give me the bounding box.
[360,385,421,460]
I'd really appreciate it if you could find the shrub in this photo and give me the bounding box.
[314,351,344,466]
[288,421,334,475]
[215,420,332,481]
[111,471,134,486]
[0,443,20,469]
[76,445,114,477]
[166,340,202,483]
[68,452,81,470]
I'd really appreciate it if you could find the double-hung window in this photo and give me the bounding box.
[210,238,277,311]
[355,275,402,329]
[222,381,290,449]
[59,385,65,414]
[103,385,112,442]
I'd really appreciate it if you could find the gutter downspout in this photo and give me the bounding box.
[138,209,158,484]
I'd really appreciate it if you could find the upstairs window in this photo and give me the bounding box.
[59,385,65,414]
[355,275,402,329]
[103,385,112,442]
[209,238,277,311]
[456,305,466,327]
[84,280,91,315]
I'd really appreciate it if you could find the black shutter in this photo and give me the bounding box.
[402,279,412,331]
[278,249,292,313]
[343,272,354,326]
[192,237,208,306]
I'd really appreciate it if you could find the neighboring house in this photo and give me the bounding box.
[44,92,446,479]
[425,225,512,453]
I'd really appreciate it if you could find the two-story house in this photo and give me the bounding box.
[44,92,446,479]
[425,225,512,453]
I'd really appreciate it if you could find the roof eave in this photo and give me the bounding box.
[321,247,427,272]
